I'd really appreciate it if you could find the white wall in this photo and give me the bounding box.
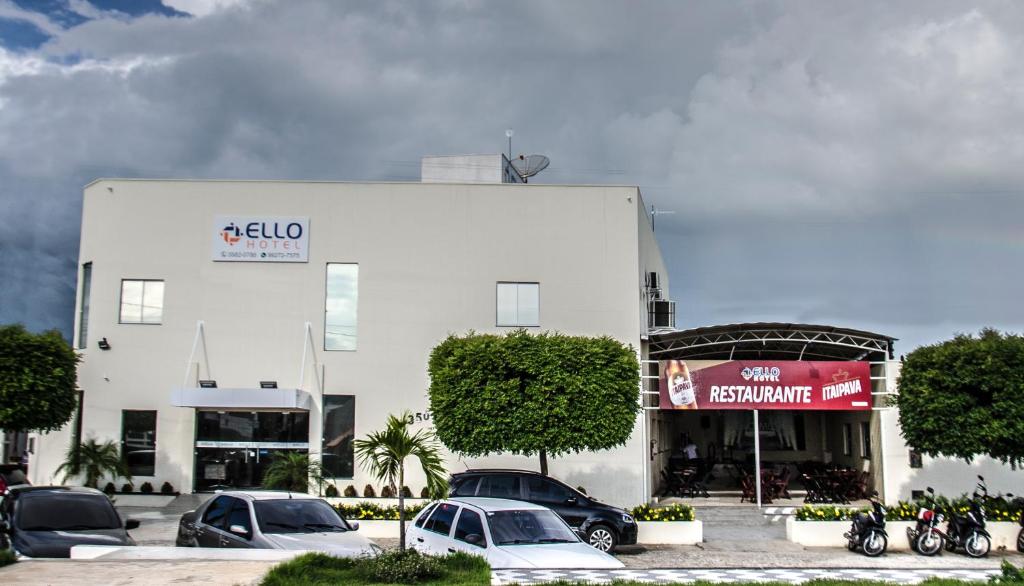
[33,180,655,507]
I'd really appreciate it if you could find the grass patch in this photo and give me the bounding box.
[259,550,490,586]
[0,549,16,567]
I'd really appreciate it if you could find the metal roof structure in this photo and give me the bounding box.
[649,322,896,361]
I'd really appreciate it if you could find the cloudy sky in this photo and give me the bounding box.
[1,0,1022,353]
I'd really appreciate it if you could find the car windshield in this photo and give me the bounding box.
[254,499,351,534]
[17,494,121,531]
[487,509,579,545]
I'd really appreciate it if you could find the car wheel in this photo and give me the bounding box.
[586,525,618,553]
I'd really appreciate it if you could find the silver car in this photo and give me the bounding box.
[176,490,380,557]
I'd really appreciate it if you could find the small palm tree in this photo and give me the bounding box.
[262,451,324,493]
[56,438,131,489]
[355,411,447,551]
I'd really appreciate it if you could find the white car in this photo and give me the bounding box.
[176,491,381,557]
[407,497,624,569]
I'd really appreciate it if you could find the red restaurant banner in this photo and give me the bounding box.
[659,360,872,411]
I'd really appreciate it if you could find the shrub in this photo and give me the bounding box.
[103,482,116,495]
[420,486,430,498]
[120,483,134,494]
[401,485,413,498]
[160,481,174,495]
[360,549,442,583]
[380,485,395,498]
[795,494,1024,522]
[343,484,357,497]
[140,481,154,494]
[991,560,1024,584]
[629,503,694,522]
[0,549,16,567]
[362,484,376,498]
[324,484,338,497]
[336,501,426,521]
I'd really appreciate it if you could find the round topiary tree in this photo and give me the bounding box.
[0,324,79,433]
[896,329,1024,467]
[428,330,640,474]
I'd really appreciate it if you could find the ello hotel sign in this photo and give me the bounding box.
[211,216,309,262]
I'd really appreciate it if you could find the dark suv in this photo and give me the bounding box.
[448,469,637,552]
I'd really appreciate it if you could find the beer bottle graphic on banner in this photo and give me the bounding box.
[667,360,698,410]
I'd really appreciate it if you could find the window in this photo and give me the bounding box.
[415,503,438,528]
[842,423,852,456]
[860,421,872,459]
[425,502,458,536]
[454,508,486,547]
[202,496,233,529]
[452,477,480,497]
[321,395,355,478]
[119,279,164,324]
[478,475,521,499]
[526,477,572,504]
[325,264,358,351]
[78,262,92,348]
[226,500,252,538]
[122,410,157,476]
[496,282,539,327]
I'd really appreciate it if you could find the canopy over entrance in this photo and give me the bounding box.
[649,322,896,362]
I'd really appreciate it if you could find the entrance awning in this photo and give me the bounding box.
[171,387,313,410]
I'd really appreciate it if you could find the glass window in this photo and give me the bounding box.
[227,499,253,537]
[119,279,164,324]
[78,262,92,348]
[454,508,486,547]
[202,496,233,529]
[487,509,577,545]
[860,421,872,459]
[425,502,458,536]
[325,264,358,351]
[122,410,157,476]
[16,494,120,531]
[452,477,479,497]
[414,503,437,528]
[526,477,572,504]
[322,395,355,478]
[254,499,350,534]
[478,475,520,499]
[496,282,539,327]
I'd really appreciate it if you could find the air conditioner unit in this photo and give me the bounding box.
[649,299,675,329]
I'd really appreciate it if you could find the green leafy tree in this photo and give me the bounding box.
[896,329,1024,467]
[0,324,79,432]
[428,330,640,475]
[262,452,324,493]
[354,412,447,551]
[56,438,131,488]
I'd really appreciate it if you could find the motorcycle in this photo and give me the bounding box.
[907,487,945,556]
[845,491,888,556]
[943,475,991,558]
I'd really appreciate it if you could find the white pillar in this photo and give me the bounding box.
[754,409,762,508]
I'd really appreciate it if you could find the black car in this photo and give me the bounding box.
[449,469,637,552]
[0,486,139,558]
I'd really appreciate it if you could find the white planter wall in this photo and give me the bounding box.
[787,518,1021,551]
[636,521,703,545]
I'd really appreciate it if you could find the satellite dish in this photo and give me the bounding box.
[511,154,550,182]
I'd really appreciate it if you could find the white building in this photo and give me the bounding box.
[30,155,1022,507]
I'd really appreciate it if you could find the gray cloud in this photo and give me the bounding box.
[0,1,1021,353]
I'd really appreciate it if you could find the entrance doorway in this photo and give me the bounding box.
[193,410,310,491]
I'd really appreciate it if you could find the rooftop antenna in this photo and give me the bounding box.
[511,154,550,183]
[650,205,675,232]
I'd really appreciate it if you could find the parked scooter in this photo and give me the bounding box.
[845,491,888,556]
[907,487,945,556]
[943,475,991,558]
